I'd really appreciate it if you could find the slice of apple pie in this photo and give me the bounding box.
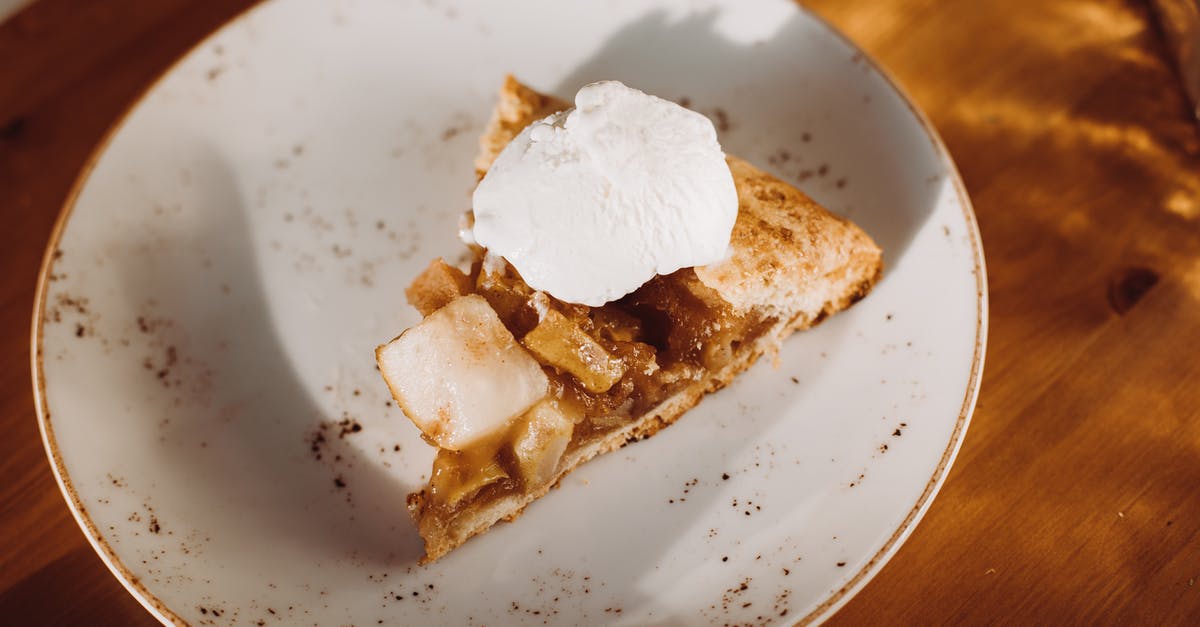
[377,76,883,563]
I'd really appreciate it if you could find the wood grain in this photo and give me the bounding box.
[1,0,1198,624]
[806,0,1200,624]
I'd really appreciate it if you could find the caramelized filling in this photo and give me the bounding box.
[418,253,774,517]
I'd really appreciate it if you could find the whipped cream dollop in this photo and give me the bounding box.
[471,81,738,306]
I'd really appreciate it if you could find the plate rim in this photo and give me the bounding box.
[795,8,988,624]
[28,2,988,625]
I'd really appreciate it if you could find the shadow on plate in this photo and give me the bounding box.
[112,145,423,572]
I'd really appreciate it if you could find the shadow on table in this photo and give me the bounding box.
[0,548,154,625]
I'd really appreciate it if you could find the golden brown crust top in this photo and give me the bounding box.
[474,75,570,177]
[694,157,882,314]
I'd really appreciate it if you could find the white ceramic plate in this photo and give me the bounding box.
[33,0,986,624]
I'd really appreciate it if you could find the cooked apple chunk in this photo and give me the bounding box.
[429,444,509,507]
[510,399,576,488]
[376,294,548,450]
[405,257,473,316]
[521,309,626,393]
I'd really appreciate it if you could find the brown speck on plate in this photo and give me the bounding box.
[711,107,731,132]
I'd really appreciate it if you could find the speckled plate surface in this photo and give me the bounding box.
[32,0,986,624]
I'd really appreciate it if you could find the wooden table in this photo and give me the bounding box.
[2,0,1198,624]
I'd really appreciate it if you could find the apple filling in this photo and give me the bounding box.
[377,254,775,518]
